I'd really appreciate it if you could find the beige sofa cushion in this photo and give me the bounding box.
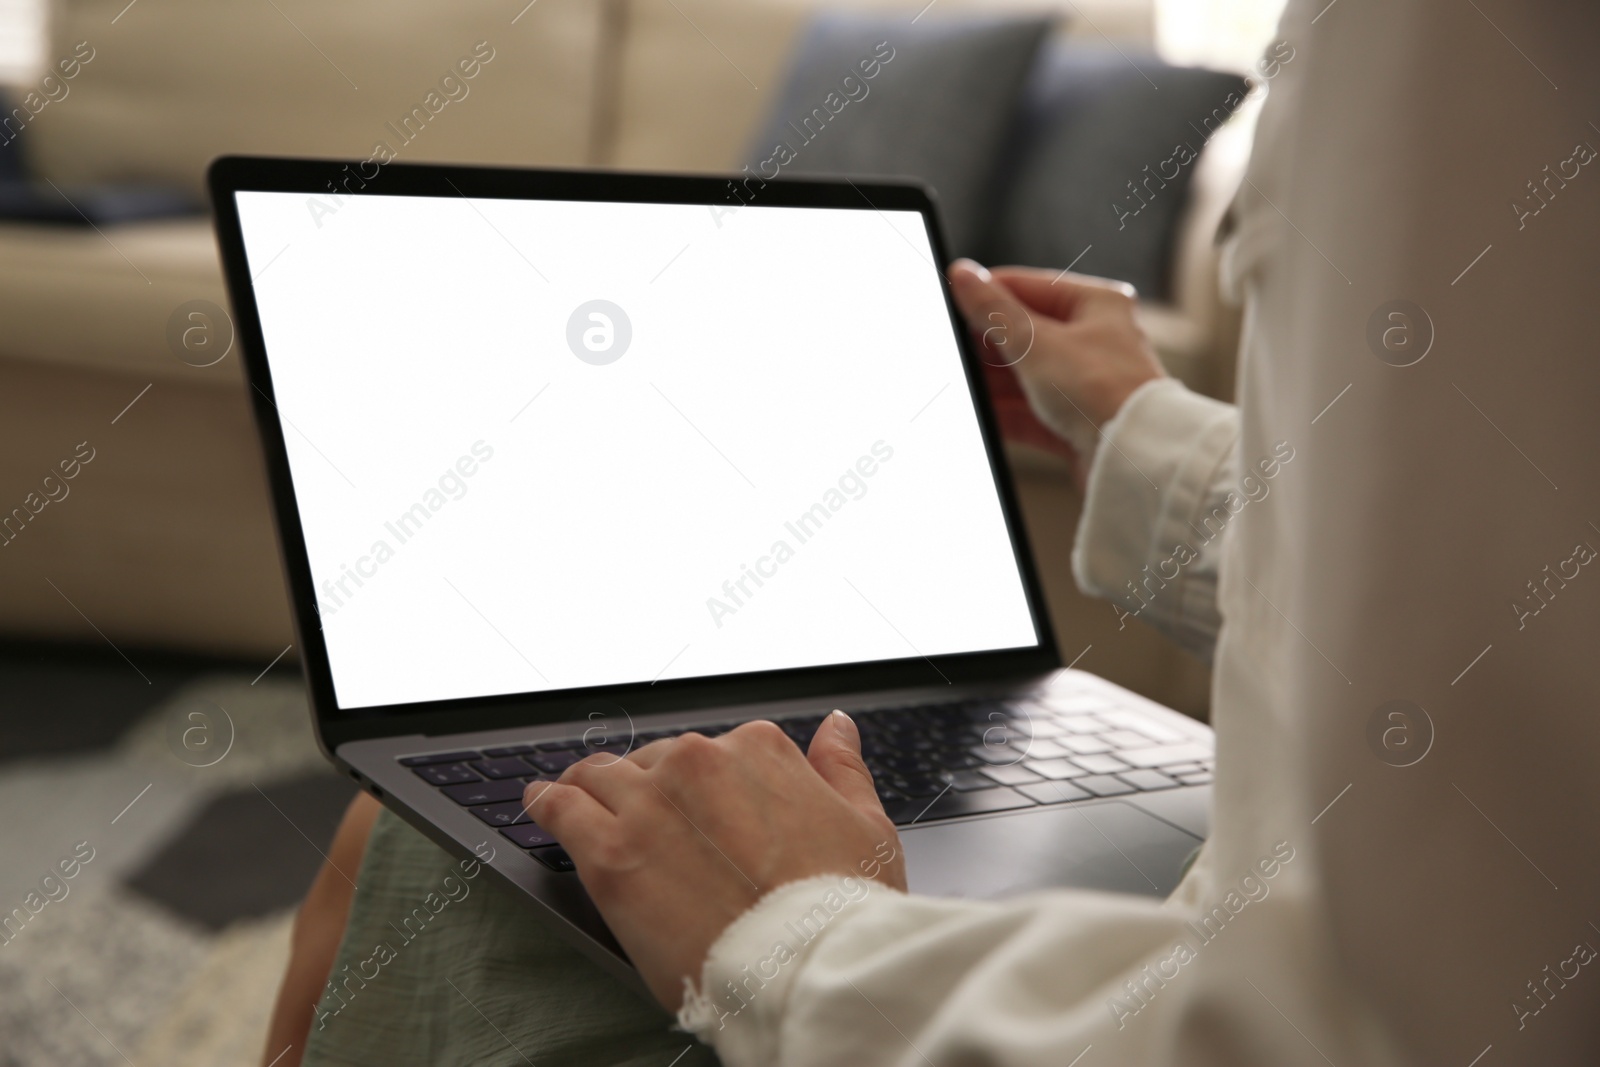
[29,0,606,196]
[0,218,238,384]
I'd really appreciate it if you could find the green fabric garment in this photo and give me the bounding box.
[302,808,720,1067]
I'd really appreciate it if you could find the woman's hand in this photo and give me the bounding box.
[524,712,906,1010]
[949,259,1167,493]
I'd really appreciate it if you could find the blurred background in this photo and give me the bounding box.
[0,0,1281,1062]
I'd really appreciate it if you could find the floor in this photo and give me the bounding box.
[0,638,357,1067]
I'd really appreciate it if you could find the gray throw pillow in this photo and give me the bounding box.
[985,44,1247,301]
[744,14,1055,259]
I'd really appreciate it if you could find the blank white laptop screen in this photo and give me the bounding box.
[234,190,1039,710]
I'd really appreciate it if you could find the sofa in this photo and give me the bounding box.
[0,0,1249,718]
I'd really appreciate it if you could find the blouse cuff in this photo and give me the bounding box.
[678,874,897,1064]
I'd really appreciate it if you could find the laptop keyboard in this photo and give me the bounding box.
[400,694,1213,871]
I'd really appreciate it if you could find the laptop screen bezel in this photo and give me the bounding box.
[208,156,1061,749]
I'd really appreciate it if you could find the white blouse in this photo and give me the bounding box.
[681,1,1600,1062]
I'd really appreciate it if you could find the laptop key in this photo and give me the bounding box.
[1015,780,1092,805]
[399,751,481,767]
[934,748,983,770]
[532,846,576,872]
[500,823,557,849]
[1177,771,1214,786]
[1006,718,1069,741]
[924,720,971,740]
[886,786,1034,826]
[1117,769,1180,791]
[1100,730,1160,751]
[968,744,1020,766]
[482,744,536,757]
[1055,715,1107,735]
[1011,738,1071,761]
[1060,735,1115,755]
[469,800,532,826]
[1070,754,1129,775]
[1024,758,1089,780]
[890,775,946,798]
[1100,709,1186,743]
[414,762,481,786]
[938,770,995,792]
[981,764,1042,787]
[1119,743,1212,769]
[1075,774,1137,797]
[883,754,936,775]
[894,733,936,751]
[526,750,585,774]
[442,778,527,805]
[473,757,536,780]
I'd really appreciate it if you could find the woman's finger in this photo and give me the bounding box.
[991,266,1136,320]
[522,778,615,843]
[948,259,1040,368]
[806,711,884,818]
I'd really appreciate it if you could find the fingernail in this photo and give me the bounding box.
[830,708,860,741]
[951,258,991,283]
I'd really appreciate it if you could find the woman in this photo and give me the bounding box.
[268,2,1600,1062]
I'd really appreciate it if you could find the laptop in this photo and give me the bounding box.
[208,157,1214,995]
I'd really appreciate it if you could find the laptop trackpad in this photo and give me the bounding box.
[901,800,1201,901]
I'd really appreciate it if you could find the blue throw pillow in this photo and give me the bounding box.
[0,182,200,225]
[0,91,200,225]
[744,14,1055,259]
[0,91,29,185]
[985,44,1247,302]
[0,89,200,225]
